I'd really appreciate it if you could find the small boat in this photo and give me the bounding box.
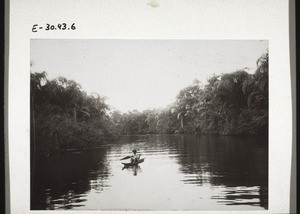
[122,158,145,167]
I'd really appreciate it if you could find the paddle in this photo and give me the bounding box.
[120,156,131,160]
[120,154,141,160]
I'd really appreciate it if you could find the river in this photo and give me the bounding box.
[31,134,268,211]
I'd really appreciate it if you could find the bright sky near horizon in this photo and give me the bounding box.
[30,40,268,113]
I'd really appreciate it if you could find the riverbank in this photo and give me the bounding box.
[31,51,268,154]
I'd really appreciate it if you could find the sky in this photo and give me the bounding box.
[30,40,268,113]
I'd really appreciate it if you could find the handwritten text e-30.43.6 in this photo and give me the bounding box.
[32,23,76,32]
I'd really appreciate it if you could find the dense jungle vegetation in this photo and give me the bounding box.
[31,51,268,153]
[30,73,120,154]
[110,51,268,136]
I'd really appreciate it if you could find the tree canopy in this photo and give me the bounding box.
[31,51,268,154]
[110,51,268,136]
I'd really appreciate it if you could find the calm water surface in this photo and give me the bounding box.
[31,134,268,210]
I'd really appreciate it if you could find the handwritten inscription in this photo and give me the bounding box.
[32,23,76,32]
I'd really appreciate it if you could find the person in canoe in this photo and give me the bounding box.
[131,149,141,163]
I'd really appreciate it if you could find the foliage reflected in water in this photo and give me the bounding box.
[32,134,268,210]
[31,148,110,210]
[127,134,268,209]
[212,186,268,209]
[164,134,268,209]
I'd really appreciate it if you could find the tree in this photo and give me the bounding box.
[31,72,118,153]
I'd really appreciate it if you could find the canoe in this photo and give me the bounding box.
[122,158,145,167]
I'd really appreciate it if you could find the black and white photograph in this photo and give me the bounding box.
[7,1,294,213]
[30,39,269,211]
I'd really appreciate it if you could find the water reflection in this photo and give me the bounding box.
[31,134,268,210]
[167,134,268,209]
[114,134,268,209]
[122,165,142,176]
[31,148,111,210]
[210,186,267,208]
